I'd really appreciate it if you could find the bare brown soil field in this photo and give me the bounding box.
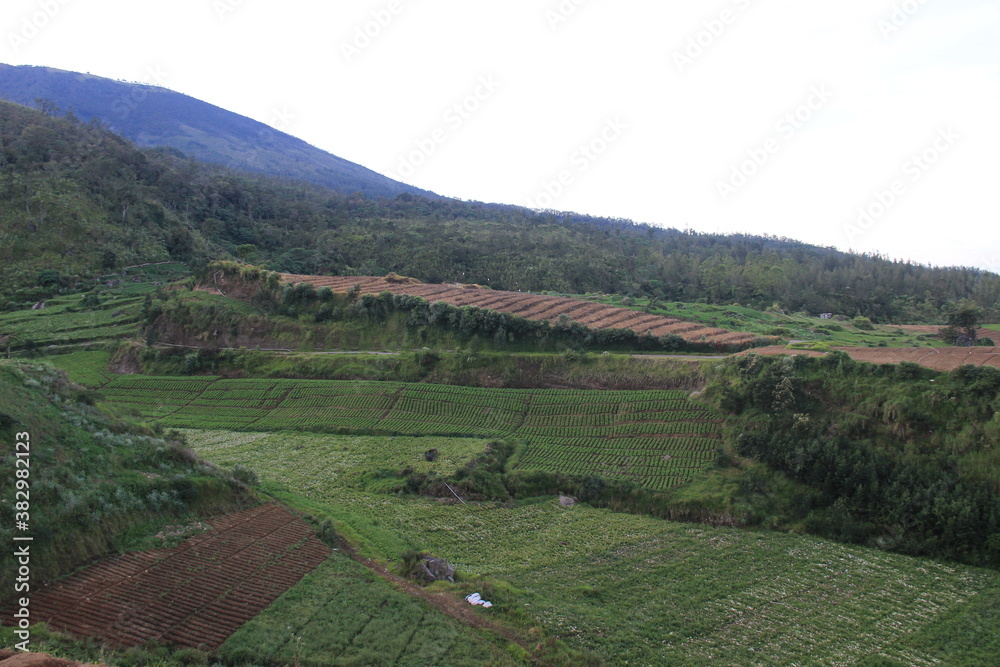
[8,504,330,651]
[751,345,1000,371]
[840,346,1000,371]
[0,652,102,667]
[281,274,759,347]
[894,325,944,335]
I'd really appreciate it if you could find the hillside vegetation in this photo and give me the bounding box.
[709,351,1000,565]
[2,99,999,323]
[0,361,256,593]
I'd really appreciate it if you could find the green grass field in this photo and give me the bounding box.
[180,427,1000,666]
[100,377,723,489]
[42,348,113,386]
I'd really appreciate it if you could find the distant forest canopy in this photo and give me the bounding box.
[1,99,998,323]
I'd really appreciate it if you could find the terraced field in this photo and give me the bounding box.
[169,441,1000,666]
[753,345,1000,371]
[13,504,330,650]
[99,376,723,489]
[841,346,1000,370]
[278,273,757,347]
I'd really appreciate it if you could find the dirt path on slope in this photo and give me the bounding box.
[335,538,535,652]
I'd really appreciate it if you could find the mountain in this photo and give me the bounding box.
[0,63,434,200]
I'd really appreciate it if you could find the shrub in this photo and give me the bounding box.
[853,316,874,330]
[231,464,258,486]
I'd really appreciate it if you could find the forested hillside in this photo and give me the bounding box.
[2,99,998,322]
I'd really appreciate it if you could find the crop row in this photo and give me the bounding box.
[522,411,714,427]
[530,436,720,452]
[516,422,720,438]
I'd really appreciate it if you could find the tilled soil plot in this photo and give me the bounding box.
[2,504,330,651]
[280,274,758,347]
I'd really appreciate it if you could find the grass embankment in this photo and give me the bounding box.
[130,343,713,390]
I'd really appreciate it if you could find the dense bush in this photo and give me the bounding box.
[710,353,1000,566]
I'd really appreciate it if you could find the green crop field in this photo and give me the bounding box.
[218,555,518,666]
[41,349,113,387]
[0,293,145,345]
[101,376,723,489]
[0,262,187,349]
[180,427,1000,665]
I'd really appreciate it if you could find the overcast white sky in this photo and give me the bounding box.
[3,0,999,272]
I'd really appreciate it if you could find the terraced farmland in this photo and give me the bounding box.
[13,504,330,651]
[278,273,757,347]
[158,446,1000,666]
[99,376,723,489]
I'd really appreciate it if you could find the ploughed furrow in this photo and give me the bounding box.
[509,298,591,321]
[401,285,457,300]
[279,274,757,346]
[4,504,331,652]
[581,309,659,331]
[439,290,503,307]
[463,292,532,310]
[517,298,594,319]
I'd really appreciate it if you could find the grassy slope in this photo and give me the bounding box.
[0,360,255,594]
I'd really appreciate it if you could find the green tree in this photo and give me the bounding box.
[235,244,258,263]
[941,299,982,346]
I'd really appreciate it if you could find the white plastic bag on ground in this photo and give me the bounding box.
[465,592,492,607]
